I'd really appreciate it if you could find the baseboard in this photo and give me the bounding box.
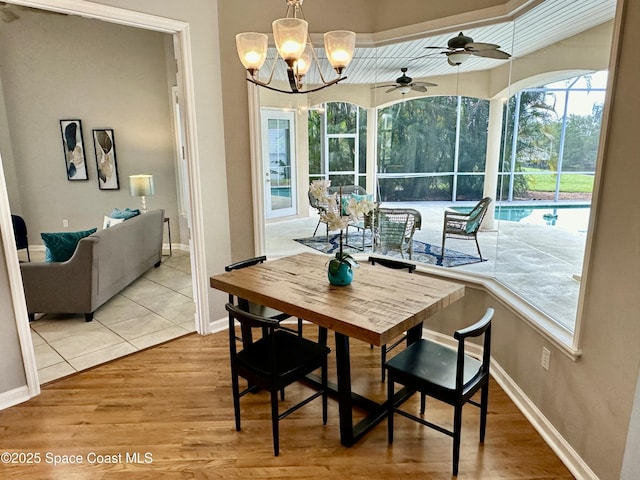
[0,385,32,410]
[490,362,599,480]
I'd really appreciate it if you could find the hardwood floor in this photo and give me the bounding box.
[0,328,574,479]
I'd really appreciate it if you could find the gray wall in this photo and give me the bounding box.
[0,11,179,242]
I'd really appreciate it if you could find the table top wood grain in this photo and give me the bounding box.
[210,253,465,346]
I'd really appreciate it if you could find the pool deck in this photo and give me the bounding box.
[266,201,588,331]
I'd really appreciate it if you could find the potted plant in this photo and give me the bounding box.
[309,180,374,285]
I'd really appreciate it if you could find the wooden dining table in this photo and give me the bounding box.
[210,252,465,446]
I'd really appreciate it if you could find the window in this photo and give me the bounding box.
[373,72,606,333]
[308,102,367,188]
[377,96,488,201]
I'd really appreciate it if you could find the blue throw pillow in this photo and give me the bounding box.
[41,228,97,262]
[110,208,141,220]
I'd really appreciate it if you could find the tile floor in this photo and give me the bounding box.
[28,249,195,384]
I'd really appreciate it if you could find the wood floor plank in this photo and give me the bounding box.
[0,330,574,479]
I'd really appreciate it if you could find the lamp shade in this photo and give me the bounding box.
[235,32,268,72]
[272,17,308,63]
[324,30,356,73]
[129,174,155,197]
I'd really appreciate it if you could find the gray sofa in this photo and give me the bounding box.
[20,209,164,322]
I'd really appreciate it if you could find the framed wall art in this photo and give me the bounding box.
[60,119,88,181]
[92,128,120,190]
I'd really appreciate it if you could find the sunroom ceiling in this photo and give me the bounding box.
[263,0,616,87]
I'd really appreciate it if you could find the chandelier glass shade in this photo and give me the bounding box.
[235,0,355,94]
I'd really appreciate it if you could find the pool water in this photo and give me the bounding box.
[453,204,591,232]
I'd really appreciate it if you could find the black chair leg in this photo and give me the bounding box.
[231,372,241,432]
[480,383,489,442]
[420,393,426,414]
[318,326,328,345]
[453,405,463,477]
[387,375,394,444]
[270,390,280,456]
[381,345,387,382]
[322,358,328,425]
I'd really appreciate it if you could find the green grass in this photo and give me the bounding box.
[522,168,594,193]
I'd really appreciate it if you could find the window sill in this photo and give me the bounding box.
[412,264,582,361]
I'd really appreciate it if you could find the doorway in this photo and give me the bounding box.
[0,0,208,393]
[261,109,297,219]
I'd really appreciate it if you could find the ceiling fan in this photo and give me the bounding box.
[373,68,437,95]
[423,32,511,66]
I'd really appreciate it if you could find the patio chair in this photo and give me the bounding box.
[374,207,422,259]
[386,308,494,476]
[441,197,492,260]
[309,184,367,238]
[226,302,330,456]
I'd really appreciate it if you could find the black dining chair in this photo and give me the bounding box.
[386,308,494,477]
[225,256,302,338]
[11,215,30,262]
[226,302,330,456]
[368,256,416,381]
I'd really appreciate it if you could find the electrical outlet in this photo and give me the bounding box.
[63,219,69,227]
[541,347,551,371]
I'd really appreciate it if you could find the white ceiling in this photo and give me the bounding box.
[263,0,617,87]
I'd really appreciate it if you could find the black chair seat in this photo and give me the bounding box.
[237,330,330,387]
[386,339,482,398]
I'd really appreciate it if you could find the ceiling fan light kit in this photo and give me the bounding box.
[236,0,356,94]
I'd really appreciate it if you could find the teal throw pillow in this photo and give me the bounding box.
[110,208,141,220]
[350,193,374,203]
[41,228,97,262]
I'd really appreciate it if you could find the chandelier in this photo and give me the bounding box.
[235,0,356,94]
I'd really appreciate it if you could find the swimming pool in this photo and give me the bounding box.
[452,204,591,232]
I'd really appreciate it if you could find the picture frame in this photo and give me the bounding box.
[60,119,88,181]
[92,128,120,190]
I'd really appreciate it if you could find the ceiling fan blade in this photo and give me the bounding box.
[385,86,399,93]
[472,49,511,59]
[466,42,500,51]
[424,46,448,50]
[413,81,438,87]
[372,84,397,89]
[410,85,428,93]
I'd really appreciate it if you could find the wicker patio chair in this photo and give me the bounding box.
[441,197,492,260]
[374,207,422,259]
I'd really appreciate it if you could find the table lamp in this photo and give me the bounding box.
[129,174,155,213]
